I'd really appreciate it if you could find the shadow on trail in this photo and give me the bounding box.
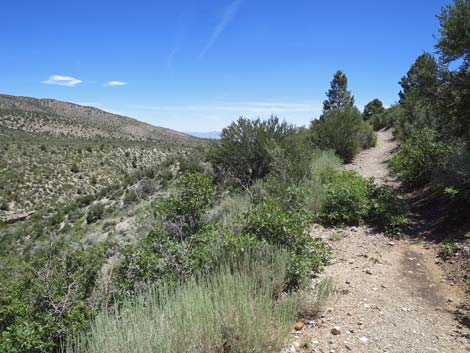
[404,185,470,244]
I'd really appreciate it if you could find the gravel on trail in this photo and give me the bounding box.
[286,129,470,353]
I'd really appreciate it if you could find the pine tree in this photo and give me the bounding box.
[322,70,355,115]
[398,52,438,104]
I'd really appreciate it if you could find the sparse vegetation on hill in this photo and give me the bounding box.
[0,94,197,143]
[0,97,204,217]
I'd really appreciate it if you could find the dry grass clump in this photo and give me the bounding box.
[297,277,336,319]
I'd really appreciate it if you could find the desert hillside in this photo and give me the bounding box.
[0,94,196,142]
[0,94,205,216]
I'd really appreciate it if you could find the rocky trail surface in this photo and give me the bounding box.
[288,129,469,353]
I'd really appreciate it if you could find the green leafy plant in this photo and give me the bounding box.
[319,170,408,234]
[439,241,458,259]
[390,128,448,188]
[367,184,408,235]
[312,106,376,163]
[242,201,330,288]
[320,170,371,225]
[208,116,296,184]
[156,172,214,237]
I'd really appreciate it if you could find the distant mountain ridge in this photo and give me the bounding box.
[0,94,199,143]
[185,131,220,139]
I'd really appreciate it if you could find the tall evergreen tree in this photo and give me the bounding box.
[435,0,470,141]
[322,70,355,114]
[396,53,440,137]
[398,52,439,104]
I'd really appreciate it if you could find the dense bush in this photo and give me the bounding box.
[248,151,341,222]
[0,245,105,353]
[358,122,377,149]
[390,129,448,188]
[320,170,371,225]
[438,144,470,203]
[156,172,214,237]
[312,106,376,163]
[242,201,330,288]
[367,184,408,234]
[114,162,334,295]
[320,170,408,234]
[208,116,296,184]
[268,128,319,184]
[369,106,404,131]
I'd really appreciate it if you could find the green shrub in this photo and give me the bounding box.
[268,128,318,184]
[370,105,404,131]
[0,245,105,353]
[208,116,296,184]
[243,201,330,288]
[370,113,388,131]
[390,128,448,188]
[255,151,341,217]
[67,248,297,353]
[320,170,371,225]
[358,122,377,149]
[156,173,214,237]
[86,203,105,224]
[367,184,408,235]
[115,174,215,294]
[178,156,205,174]
[320,170,408,234]
[437,143,470,204]
[312,106,376,163]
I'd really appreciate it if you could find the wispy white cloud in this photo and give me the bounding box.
[104,81,127,87]
[199,0,242,58]
[167,47,179,69]
[41,75,82,87]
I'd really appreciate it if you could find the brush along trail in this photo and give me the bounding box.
[287,129,469,353]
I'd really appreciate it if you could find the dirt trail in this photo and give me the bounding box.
[342,129,397,185]
[288,129,469,353]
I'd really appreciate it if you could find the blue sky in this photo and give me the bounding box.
[1,0,449,132]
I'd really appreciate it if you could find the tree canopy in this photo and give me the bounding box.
[436,0,470,65]
[362,99,385,121]
[398,52,439,104]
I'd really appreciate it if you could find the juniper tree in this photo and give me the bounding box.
[362,99,385,121]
